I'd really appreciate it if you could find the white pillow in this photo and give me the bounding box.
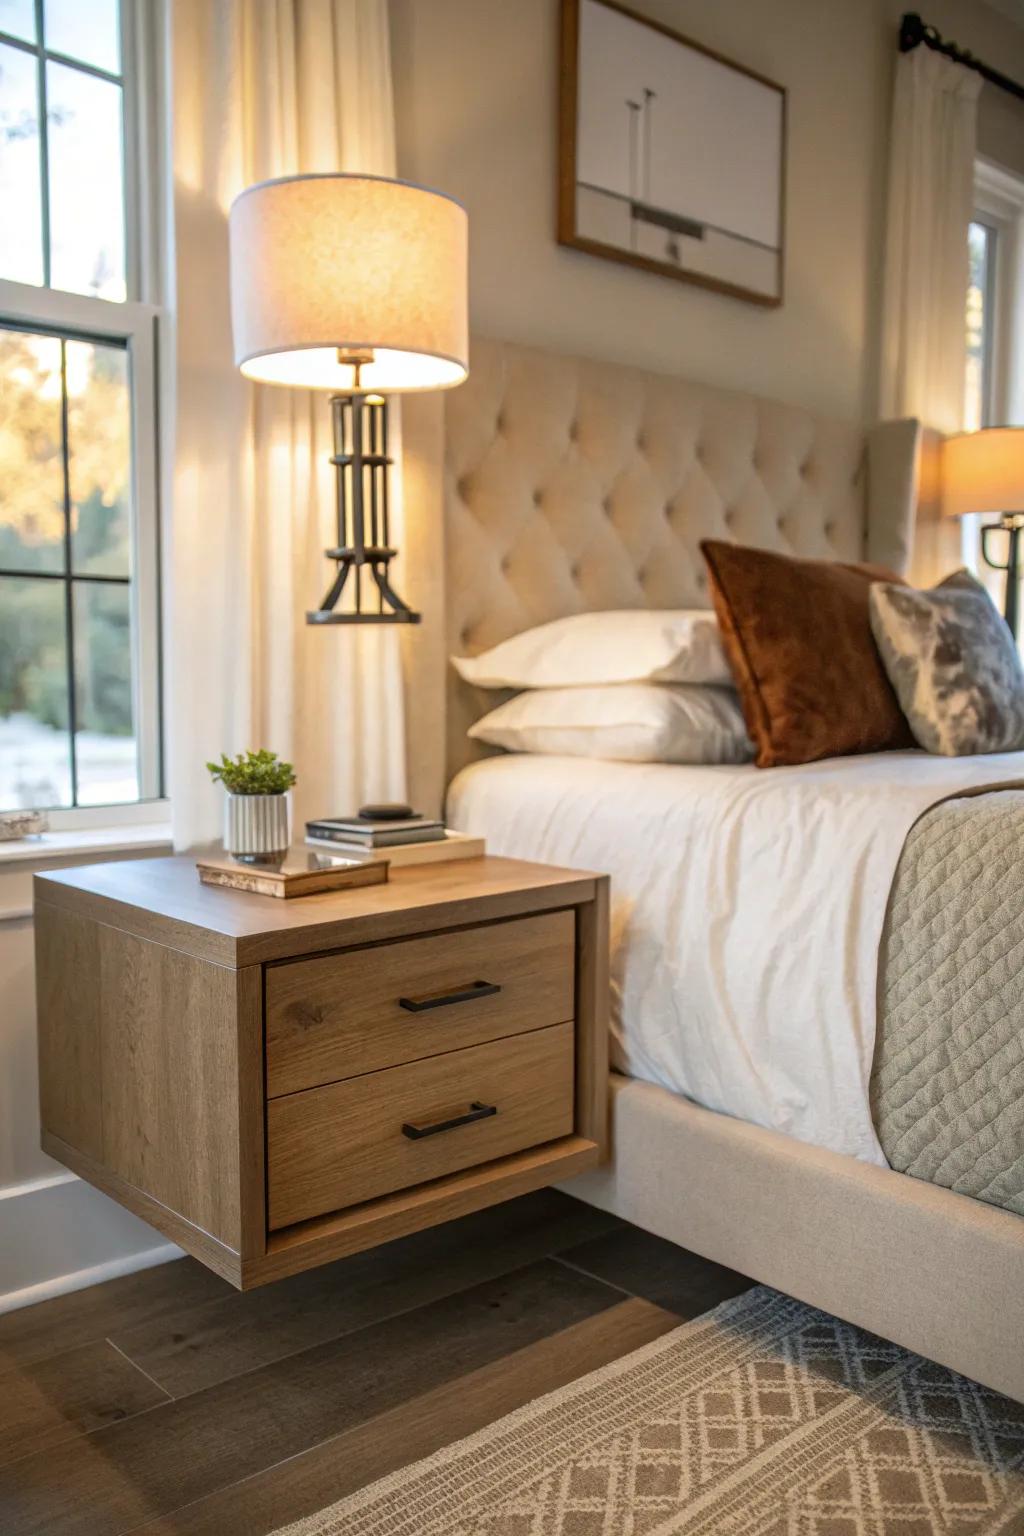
[452,610,731,689]
[469,685,753,765]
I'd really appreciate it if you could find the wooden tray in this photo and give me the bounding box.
[196,846,388,898]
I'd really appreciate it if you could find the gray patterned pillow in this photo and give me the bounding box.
[869,570,1024,756]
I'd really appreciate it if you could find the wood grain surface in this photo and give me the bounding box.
[130,1298,676,1536]
[0,1190,751,1536]
[34,904,104,1161]
[267,1022,575,1228]
[254,1135,600,1285]
[575,875,610,1155]
[35,856,599,966]
[35,853,609,1291]
[0,1339,169,1469]
[0,1259,618,1534]
[97,931,250,1250]
[266,909,575,1095]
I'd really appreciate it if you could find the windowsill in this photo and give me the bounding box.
[0,822,173,867]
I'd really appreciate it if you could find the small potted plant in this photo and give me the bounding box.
[207,749,297,862]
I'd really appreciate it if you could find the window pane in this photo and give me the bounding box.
[965,221,992,433]
[0,329,66,573]
[0,41,44,285]
[0,0,37,44]
[67,339,131,576]
[47,61,125,300]
[44,0,120,76]
[74,579,136,804]
[0,323,148,812]
[0,574,71,809]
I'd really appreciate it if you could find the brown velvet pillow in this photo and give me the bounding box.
[700,540,915,768]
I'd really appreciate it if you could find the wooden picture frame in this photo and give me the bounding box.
[558,0,787,307]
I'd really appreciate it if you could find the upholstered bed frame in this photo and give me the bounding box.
[401,337,1024,1403]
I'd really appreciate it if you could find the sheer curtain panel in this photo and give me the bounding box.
[167,0,406,849]
[879,45,982,585]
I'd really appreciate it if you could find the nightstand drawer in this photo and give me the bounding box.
[266,1020,575,1229]
[265,910,576,1096]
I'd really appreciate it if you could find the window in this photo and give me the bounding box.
[965,219,996,431]
[0,0,126,296]
[0,0,163,820]
[965,160,1024,431]
[961,164,1024,598]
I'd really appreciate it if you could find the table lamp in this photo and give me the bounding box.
[943,427,1024,637]
[229,173,468,624]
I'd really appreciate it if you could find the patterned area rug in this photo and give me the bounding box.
[274,1286,1024,1535]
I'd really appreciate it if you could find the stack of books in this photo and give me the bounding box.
[305,812,485,867]
[306,813,445,850]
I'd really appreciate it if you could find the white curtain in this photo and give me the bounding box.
[167,0,406,849]
[879,45,982,585]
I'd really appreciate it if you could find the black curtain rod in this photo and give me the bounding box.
[899,12,1024,104]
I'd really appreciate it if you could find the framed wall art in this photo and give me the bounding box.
[558,0,787,306]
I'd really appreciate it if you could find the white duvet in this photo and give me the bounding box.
[448,750,1024,1167]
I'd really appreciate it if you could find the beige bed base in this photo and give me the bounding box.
[400,335,1024,1403]
[565,1074,1024,1403]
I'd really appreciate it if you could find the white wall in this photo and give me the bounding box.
[391,0,1024,425]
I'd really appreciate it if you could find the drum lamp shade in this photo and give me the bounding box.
[229,172,468,394]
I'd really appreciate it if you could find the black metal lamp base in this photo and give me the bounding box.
[308,391,420,626]
[307,606,420,625]
[980,514,1024,640]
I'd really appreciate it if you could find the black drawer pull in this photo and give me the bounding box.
[402,1101,498,1139]
[398,979,501,1013]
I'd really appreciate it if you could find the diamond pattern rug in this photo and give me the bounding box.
[273,1287,1024,1535]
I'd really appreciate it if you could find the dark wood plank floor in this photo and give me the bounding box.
[0,1190,752,1536]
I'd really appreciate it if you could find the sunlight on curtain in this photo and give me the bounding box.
[168,0,406,849]
[879,45,981,588]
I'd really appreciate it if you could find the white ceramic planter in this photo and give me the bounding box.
[224,792,289,862]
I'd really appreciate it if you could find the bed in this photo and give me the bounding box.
[401,336,1024,1403]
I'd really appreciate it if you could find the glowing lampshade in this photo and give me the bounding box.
[943,427,1024,638]
[942,428,1024,518]
[229,172,468,394]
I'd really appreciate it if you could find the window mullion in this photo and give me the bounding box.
[129,315,163,802]
[975,160,1024,428]
[0,279,159,339]
[33,0,50,287]
[983,224,998,428]
[120,0,140,301]
[58,338,79,807]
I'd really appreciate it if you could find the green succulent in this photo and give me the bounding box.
[206,749,297,796]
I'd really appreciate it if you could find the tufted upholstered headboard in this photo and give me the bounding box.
[400,336,920,811]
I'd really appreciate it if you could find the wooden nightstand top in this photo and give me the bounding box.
[34,853,604,968]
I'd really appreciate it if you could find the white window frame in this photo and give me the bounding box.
[974,158,1024,427]
[0,0,168,829]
